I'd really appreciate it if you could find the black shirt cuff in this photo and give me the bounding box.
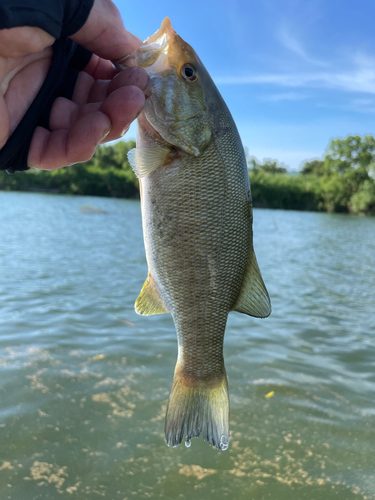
[0,0,94,39]
[0,39,92,174]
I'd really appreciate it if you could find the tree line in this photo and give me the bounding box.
[249,135,375,215]
[1,135,375,215]
[0,140,139,199]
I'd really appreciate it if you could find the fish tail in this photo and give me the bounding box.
[164,365,229,451]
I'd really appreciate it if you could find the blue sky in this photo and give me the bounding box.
[114,0,375,170]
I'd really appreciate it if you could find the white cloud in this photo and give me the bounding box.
[259,92,309,102]
[347,98,375,114]
[276,25,329,67]
[215,52,375,94]
[277,25,308,59]
[318,97,375,114]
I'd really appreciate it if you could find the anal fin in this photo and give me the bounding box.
[233,250,271,318]
[135,272,168,316]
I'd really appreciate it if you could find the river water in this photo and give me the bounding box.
[0,191,374,500]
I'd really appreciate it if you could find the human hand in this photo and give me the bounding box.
[0,0,148,171]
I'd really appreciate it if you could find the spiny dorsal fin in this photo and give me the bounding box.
[135,273,168,315]
[127,147,171,178]
[233,250,271,318]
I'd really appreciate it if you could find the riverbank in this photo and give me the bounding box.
[1,137,375,215]
[2,168,374,215]
[0,140,139,200]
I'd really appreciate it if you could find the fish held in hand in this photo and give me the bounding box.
[125,17,271,451]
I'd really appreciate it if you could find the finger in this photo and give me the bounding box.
[49,84,145,137]
[72,71,110,105]
[49,98,102,131]
[70,0,142,61]
[71,72,112,105]
[71,66,149,106]
[28,111,111,170]
[72,71,95,105]
[0,27,54,58]
[88,67,149,103]
[0,96,10,149]
[88,80,110,103]
[3,53,51,134]
[84,54,117,80]
[99,85,145,141]
[108,67,149,94]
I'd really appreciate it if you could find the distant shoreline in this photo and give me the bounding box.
[1,170,373,216]
[1,137,374,216]
[0,175,372,216]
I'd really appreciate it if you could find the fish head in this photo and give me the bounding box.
[128,18,214,157]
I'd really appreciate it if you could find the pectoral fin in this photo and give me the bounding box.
[135,273,168,315]
[127,147,172,178]
[233,250,271,318]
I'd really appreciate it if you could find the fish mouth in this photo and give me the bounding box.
[115,18,175,74]
[117,18,209,157]
[144,17,174,45]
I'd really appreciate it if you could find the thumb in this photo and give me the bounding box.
[70,0,142,60]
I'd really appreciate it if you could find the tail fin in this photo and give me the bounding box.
[164,368,229,451]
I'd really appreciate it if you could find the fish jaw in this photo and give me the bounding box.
[134,17,194,75]
[119,18,175,74]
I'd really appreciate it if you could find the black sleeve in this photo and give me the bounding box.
[0,0,94,38]
[0,0,95,173]
[0,39,92,174]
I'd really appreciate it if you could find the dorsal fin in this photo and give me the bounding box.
[135,273,168,315]
[233,250,271,318]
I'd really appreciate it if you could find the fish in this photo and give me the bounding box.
[122,17,271,451]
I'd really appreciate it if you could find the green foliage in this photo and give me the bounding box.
[248,157,287,174]
[2,135,375,216]
[349,180,375,215]
[0,140,139,198]
[247,135,375,215]
[301,159,325,176]
[324,135,375,176]
[250,170,321,211]
[319,135,375,213]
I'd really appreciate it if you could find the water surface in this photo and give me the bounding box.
[0,191,374,499]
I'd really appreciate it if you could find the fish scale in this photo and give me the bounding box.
[125,17,271,451]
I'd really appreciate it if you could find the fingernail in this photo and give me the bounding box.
[100,127,111,143]
[120,125,130,137]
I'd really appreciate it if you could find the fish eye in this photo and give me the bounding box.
[181,64,197,82]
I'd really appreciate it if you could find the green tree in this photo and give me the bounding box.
[248,157,287,174]
[324,135,375,177]
[301,159,325,176]
[350,180,375,215]
[320,135,375,212]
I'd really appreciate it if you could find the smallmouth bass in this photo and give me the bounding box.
[121,18,271,451]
